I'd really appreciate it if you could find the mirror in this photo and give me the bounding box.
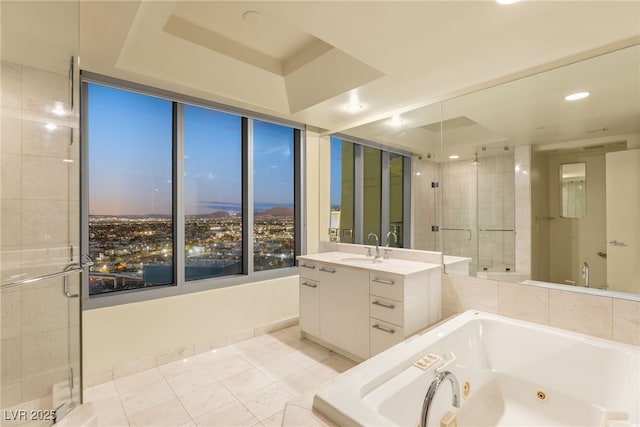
[560,163,586,218]
[339,43,640,296]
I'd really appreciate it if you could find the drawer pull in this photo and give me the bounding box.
[372,278,395,285]
[319,267,336,273]
[301,282,317,288]
[372,324,396,334]
[372,300,395,309]
[300,264,316,269]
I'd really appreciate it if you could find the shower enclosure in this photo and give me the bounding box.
[440,149,516,276]
[1,1,82,423]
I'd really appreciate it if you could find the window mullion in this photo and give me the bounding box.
[175,102,185,286]
[243,118,254,275]
[381,151,390,241]
[294,129,305,256]
[354,144,364,244]
[403,156,412,248]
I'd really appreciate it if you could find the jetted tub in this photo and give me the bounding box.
[313,311,640,427]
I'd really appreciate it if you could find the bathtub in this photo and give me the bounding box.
[313,311,640,427]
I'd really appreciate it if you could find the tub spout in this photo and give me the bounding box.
[420,371,460,427]
[582,261,589,288]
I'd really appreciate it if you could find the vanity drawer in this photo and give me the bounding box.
[370,318,404,356]
[370,273,404,302]
[370,295,404,326]
[299,260,319,281]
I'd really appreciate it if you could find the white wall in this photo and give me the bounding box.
[82,276,299,384]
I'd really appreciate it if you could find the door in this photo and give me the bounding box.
[606,149,640,293]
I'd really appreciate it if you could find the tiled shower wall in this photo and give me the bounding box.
[477,153,515,271]
[1,61,80,408]
[442,273,640,347]
[413,148,531,279]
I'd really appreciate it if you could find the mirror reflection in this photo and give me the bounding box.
[560,162,586,218]
[338,43,639,296]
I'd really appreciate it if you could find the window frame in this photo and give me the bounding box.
[81,72,305,310]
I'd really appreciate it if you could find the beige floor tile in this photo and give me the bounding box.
[267,337,310,356]
[91,396,129,427]
[120,380,175,417]
[159,356,206,379]
[83,381,119,403]
[165,366,218,397]
[255,355,306,382]
[238,383,293,421]
[196,346,241,366]
[261,410,284,427]
[308,355,356,381]
[127,397,191,427]
[231,336,267,351]
[178,382,237,419]
[277,370,326,396]
[194,400,259,427]
[205,354,255,381]
[114,368,165,396]
[221,368,273,398]
[238,345,282,366]
[285,344,332,368]
[282,404,334,427]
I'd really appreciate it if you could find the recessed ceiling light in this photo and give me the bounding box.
[389,115,403,126]
[51,102,66,116]
[45,123,57,131]
[564,91,590,101]
[346,103,363,113]
[449,155,460,160]
[496,0,520,4]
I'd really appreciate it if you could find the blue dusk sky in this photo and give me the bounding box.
[89,83,294,216]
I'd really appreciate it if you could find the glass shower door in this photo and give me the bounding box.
[1,1,81,423]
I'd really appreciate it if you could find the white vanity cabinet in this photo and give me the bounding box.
[298,252,442,362]
[369,268,441,356]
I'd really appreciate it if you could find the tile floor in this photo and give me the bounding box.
[84,326,356,426]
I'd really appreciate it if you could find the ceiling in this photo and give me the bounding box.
[3,1,639,153]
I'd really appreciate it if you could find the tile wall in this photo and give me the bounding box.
[442,273,640,346]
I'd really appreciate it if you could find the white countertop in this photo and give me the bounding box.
[297,251,441,277]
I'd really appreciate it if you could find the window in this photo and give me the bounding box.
[83,75,302,303]
[330,138,355,243]
[253,120,295,271]
[87,83,174,295]
[184,106,243,280]
[330,136,410,247]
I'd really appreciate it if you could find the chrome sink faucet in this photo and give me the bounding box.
[383,231,398,259]
[385,231,398,248]
[582,261,589,288]
[367,232,380,259]
[420,371,460,427]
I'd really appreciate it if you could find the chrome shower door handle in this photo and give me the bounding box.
[63,275,79,298]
